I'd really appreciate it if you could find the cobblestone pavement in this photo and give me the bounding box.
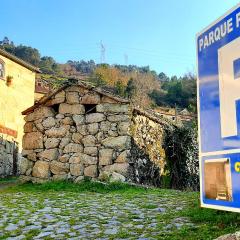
[0,190,195,239]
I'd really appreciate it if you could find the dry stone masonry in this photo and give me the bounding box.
[129,108,199,190]
[19,80,198,189]
[129,108,169,186]
[20,82,131,183]
[0,135,18,177]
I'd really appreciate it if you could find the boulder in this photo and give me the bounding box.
[110,123,117,130]
[46,91,65,106]
[52,174,68,181]
[23,132,43,150]
[80,93,100,104]
[71,133,82,144]
[28,152,37,161]
[215,232,240,240]
[73,115,85,125]
[99,149,113,166]
[69,154,81,164]
[82,135,96,147]
[19,175,32,183]
[70,163,84,176]
[25,107,55,122]
[50,161,69,175]
[115,150,130,163]
[44,138,60,149]
[101,96,118,103]
[38,148,59,161]
[24,122,35,133]
[109,172,126,182]
[63,143,83,153]
[98,171,111,181]
[61,117,74,125]
[42,117,56,129]
[19,158,33,175]
[100,121,111,131]
[54,91,66,99]
[66,91,79,104]
[102,136,131,150]
[107,115,129,122]
[108,130,118,137]
[55,90,65,99]
[118,122,130,135]
[70,126,77,133]
[69,153,97,165]
[59,138,71,149]
[32,161,50,178]
[86,113,106,123]
[35,122,44,132]
[84,165,98,178]
[96,104,129,113]
[59,103,85,114]
[77,125,88,135]
[21,149,34,157]
[56,114,64,119]
[25,168,32,176]
[87,123,99,135]
[102,163,129,176]
[45,126,70,138]
[74,176,84,183]
[84,147,98,156]
[46,97,65,106]
[96,131,105,142]
[59,154,70,163]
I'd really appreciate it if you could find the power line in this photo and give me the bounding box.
[124,54,128,65]
[100,41,105,63]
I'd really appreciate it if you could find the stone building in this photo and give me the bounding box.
[0,49,40,177]
[19,80,198,189]
[20,80,131,182]
[34,77,51,102]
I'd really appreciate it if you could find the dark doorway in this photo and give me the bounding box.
[12,142,18,176]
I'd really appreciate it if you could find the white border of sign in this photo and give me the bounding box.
[196,2,240,213]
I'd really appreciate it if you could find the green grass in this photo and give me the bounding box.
[0,176,18,183]
[2,179,240,239]
[9,179,150,195]
[179,196,240,239]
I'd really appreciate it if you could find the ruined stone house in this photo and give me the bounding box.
[19,80,198,188]
[20,81,132,182]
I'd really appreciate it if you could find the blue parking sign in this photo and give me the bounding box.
[197,3,240,212]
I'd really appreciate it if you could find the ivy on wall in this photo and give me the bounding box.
[163,122,199,191]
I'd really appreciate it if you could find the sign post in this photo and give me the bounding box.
[197,3,240,212]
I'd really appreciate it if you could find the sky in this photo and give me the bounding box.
[0,0,240,77]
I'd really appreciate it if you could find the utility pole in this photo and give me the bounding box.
[124,54,128,65]
[100,41,105,63]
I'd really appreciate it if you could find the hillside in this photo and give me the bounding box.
[0,37,196,112]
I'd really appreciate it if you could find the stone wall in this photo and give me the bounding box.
[129,108,199,190]
[20,82,198,189]
[129,108,170,186]
[20,85,131,183]
[0,135,18,177]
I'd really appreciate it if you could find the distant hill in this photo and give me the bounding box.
[0,37,196,112]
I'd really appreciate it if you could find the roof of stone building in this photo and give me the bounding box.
[22,79,130,115]
[35,78,51,94]
[133,107,174,126]
[0,48,41,73]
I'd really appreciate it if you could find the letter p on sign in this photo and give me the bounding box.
[218,37,240,138]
